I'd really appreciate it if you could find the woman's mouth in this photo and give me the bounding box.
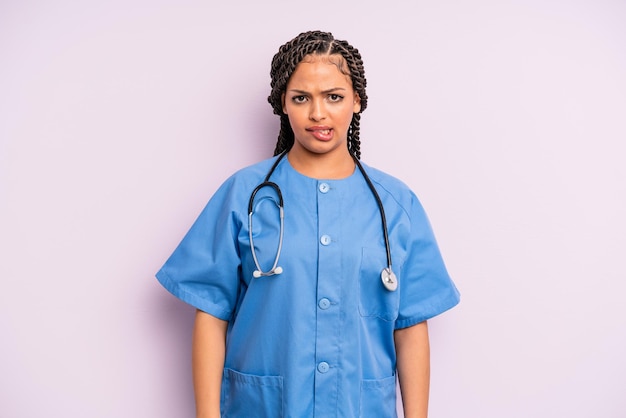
[307,127,333,141]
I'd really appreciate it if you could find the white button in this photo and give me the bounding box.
[318,298,331,309]
[317,362,330,373]
[319,183,330,193]
[320,235,331,245]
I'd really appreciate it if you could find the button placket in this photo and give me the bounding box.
[314,179,340,414]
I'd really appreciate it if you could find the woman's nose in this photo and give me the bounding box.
[309,99,326,121]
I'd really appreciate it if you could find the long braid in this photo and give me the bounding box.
[268,31,368,159]
[330,39,368,159]
[349,113,362,159]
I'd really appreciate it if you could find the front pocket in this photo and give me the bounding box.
[360,375,398,418]
[358,247,401,321]
[221,368,283,418]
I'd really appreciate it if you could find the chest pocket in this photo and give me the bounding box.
[358,247,401,321]
[221,368,283,418]
[360,375,398,418]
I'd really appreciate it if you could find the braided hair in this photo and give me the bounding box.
[268,31,368,159]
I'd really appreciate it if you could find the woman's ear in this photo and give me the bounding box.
[281,93,287,114]
[353,93,361,113]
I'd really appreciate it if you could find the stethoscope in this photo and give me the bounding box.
[248,151,398,292]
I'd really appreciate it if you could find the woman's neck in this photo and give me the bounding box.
[287,146,355,180]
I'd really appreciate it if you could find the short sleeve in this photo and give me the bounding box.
[156,177,244,321]
[395,193,460,329]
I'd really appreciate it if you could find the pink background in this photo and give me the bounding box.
[1,0,625,416]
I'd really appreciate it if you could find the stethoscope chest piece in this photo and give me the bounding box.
[381,267,398,292]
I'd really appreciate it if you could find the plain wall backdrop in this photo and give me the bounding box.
[1,0,625,417]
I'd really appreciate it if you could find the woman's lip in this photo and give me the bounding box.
[307,127,333,141]
[306,126,332,132]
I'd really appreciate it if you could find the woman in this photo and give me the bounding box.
[157,30,460,418]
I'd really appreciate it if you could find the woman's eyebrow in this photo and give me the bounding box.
[321,87,347,94]
[288,87,347,95]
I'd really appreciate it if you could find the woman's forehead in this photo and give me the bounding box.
[288,58,353,90]
[300,53,350,75]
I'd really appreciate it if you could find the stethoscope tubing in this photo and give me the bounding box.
[247,150,396,290]
[248,180,285,278]
[351,154,393,272]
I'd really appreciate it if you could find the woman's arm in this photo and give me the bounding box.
[394,321,430,418]
[192,309,228,418]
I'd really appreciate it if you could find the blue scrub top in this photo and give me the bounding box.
[157,155,460,418]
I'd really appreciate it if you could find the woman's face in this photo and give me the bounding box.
[282,54,361,159]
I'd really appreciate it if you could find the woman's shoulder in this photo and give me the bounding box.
[204,156,281,206]
[232,156,280,178]
[359,161,425,215]
[360,161,414,195]
[220,156,281,186]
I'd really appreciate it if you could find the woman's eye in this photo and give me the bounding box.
[328,94,344,102]
[292,95,307,104]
